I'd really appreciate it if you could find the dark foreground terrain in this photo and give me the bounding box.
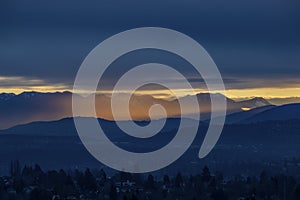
[0,110,299,199]
[0,118,299,177]
[1,162,300,200]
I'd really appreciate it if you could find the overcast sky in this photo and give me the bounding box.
[0,0,300,97]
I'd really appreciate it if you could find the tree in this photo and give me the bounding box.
[145,174,155,189]
[30,188,52,200]
[109,182,118,200]
[83,168,97,191]
[99,169,107,184]
[22,165,33,177]
[175,172,183,187]
[294,184,300,200]
[10,160,21,178]
[163,175,170,185]
[120,171,132,182]
[211,188,227,200]
[202,166,211,183]
[131,193,138,200]
[215,171,224,185]
[258,171,268,198]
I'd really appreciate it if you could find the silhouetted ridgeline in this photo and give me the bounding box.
[0,118,299,178]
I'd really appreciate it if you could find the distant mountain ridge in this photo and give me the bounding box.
[241,103,300,123]
[0,115,299,175]
[0,93,16,101]
[0,103,299,175]
[237,97,271,108]
[209,103,300,124]
[210,105,276,124]
[3,101,300,136]
[0,91,272,129]
[267,97,300,105]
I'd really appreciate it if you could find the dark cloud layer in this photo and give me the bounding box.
[0,0,299,90]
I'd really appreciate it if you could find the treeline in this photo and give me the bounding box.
[0,161,300,200]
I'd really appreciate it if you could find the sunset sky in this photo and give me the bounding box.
[0,0,299,99]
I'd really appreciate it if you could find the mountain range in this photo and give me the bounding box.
[0,94,300,175]
[2,103,300,135]
[0,91,274,130]
[0,106,299,175]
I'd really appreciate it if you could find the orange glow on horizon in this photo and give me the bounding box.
[96,87,300,99]
[1,86,300,99]
[224,87,300,99]
[1,75,299,99]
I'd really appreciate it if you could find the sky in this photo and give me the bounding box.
[0,0,300,99]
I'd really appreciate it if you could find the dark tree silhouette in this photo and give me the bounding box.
[175,172,183,187]
[10,160,21,177]
[145,174,155,189]
[202,165,211,183]
[163,175,170,185]
[110,182,118,200]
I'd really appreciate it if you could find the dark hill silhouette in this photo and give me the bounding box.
[241,103,300,123]
[0,117,299,175]
[223,105,276,124]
